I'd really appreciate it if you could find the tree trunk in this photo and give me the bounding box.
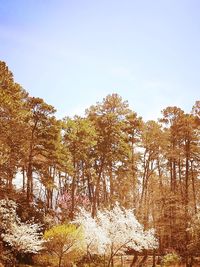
[26,119,38,202]
[109,162,114,206]
[185,140,190,266]
[27,159,33,202]
[22,166,26,192]
[70,153,76,220]
[191,161,197,214]
[138,250,148,267]
[130,251,138,267]
[120,255,124,267]
[152,249,156,267]
[189,256,194,267]
[58,255,63,267]
[70,174,76,220]
[92,159,104,217]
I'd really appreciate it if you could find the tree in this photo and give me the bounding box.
[2,221,43,254]
[159,107,200,258]
[75,204,158,267]
[188,212,200,255]
[74,207,109,260]
[124,111,143,208]
[138,120,166,227]
[62,116,97,219]
[0,199,19,231]
[44,224,84,267]
[0,61,28,191]
[86,94,134,214]
[185,211,200,266]
[57,191,90,222]
[0,199,43,264]
[24,97,57,202]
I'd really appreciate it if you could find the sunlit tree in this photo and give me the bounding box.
[44,224,84,267]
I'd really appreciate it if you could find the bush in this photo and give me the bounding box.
[0,246,15,267]
[42,224,84,267]
[76,255,105,267]
[161,253,181,266]
[34,251,83,267]
[33,253,53,266]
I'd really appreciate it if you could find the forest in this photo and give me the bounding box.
[0,60,199,267]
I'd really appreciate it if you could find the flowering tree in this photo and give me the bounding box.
[75,205,158,267]
[57,191,90,220]
[74,208,109,257]
[0,199,20,230]
[0,199,43,258]
[2,222,43,254]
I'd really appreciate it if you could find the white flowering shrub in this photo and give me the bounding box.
[74,204,158,266]
[2,221,43,254]
[0,199,19,230]
[0,199,43,255]
[74,208,109,256]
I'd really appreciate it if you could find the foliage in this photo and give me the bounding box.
[33,252,59,267]
[43,224,84,267]
[0,242,15,267]
[76,254,105,267]
[0,199,19,230]
[161,253,181,266]
[0,61,200,263]
[187,212,200,254]
[58,191,90,221]
[0,61,28,190]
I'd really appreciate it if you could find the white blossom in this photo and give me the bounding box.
[0,199,43,254]
[0,199,20,229]
[74,208,109,255]
[74,204,158,260]
[2,221,43,253]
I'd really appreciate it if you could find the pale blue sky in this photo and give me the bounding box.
[0,0,199,120]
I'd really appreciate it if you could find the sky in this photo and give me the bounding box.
[0,0,199,121]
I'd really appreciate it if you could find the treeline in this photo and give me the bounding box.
[0,61,200,257]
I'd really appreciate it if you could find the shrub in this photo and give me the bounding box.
[0,245,15,267]
[42,224,84,267]
[33,253,53,266]
[161,253,181,266]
